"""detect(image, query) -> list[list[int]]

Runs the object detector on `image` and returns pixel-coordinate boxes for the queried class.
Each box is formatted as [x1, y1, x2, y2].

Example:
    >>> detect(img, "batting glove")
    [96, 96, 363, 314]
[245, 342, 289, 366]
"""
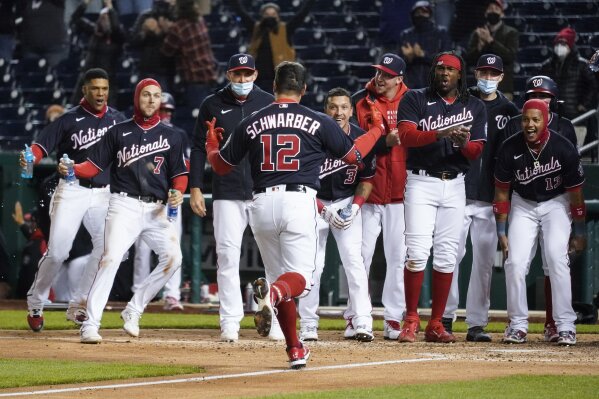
[366, 97, 384, 135]
[339, 204, 360, 230]
[205, 117, 224, 152]
[320, 206, 345, 229]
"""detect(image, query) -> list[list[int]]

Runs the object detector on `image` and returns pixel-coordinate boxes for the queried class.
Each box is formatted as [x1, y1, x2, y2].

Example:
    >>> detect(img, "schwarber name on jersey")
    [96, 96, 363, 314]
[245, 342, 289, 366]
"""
[317, 123, 376, 201]
[397, 88, 487, 173]
[34, 105, 126, 186]
[495, 131, 584, 202]
[88, 119, 188, 201]
[219, 101, 355, 190]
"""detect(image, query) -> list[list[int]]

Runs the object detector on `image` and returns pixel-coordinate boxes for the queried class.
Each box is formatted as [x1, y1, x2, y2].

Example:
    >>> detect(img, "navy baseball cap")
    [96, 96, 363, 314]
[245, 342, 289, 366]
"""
[227, 53, 256, 72]
[476, 54, 504, 72]
[372, 53, 405, 77]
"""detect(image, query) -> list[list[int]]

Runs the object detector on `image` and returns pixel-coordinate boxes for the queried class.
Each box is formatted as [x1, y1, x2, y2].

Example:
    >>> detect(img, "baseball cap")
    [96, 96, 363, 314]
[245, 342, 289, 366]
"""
[554, 27, 576, 49]
[411, 1, 432, 14]
[227, 53, 256, 72]
[372, 53, 405, 77]
[476, 54, 503, 72]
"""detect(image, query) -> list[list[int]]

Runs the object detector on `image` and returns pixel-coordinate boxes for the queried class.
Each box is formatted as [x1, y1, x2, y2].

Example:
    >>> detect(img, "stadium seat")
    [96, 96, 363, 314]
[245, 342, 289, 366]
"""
[312, 0, 343, 13]
[297, 45, 335, 62]
[294, 28, 325, 46]
[517, 46, 552, 64]
[574, 17, 599, 33]
[17, 73, 55, 90]
[557, 1, 598, 16]
[0, 87, 21, 104]
[511, 1, 555, 16]
[527, 16, 569, 33]
[0, 105, 26, 120]
[22, 89, 63, 106]
[326, 30, 367, 46]
[336, 46, 374, 63]
[14, 58, 49, 75]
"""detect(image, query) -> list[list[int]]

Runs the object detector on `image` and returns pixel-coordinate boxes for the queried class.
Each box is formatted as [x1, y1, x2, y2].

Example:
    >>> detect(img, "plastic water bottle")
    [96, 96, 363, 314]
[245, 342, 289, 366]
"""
[337, 203, 353, 220]
[167, 189, 178, 222]
[21, 144, 34, 179]
[62, 154, 75, 184]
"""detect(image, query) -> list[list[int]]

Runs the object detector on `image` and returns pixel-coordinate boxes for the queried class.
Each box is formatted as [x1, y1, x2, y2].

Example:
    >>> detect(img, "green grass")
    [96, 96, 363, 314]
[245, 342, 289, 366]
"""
[256, 375, 599, 399]
[0, 358, 202, 389]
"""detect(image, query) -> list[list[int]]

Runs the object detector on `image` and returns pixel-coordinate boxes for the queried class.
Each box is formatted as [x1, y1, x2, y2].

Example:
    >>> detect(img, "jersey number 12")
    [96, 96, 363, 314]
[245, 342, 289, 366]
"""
[260, 134, 300, 171]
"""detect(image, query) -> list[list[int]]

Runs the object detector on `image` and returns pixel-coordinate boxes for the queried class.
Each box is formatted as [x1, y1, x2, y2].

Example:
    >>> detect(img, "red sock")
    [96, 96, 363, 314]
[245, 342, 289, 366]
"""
[544, 276, 554, 325]
[271, 272, 306, 304]
[275, 298, 301, 348]
[404, 269, 424, 320]
[430, 270, 453, 324]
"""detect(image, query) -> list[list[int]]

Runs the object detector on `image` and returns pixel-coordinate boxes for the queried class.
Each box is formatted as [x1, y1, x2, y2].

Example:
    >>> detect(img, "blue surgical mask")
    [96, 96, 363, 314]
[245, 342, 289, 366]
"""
[477, 78, 499, 95]
[231, 82, 253, 97]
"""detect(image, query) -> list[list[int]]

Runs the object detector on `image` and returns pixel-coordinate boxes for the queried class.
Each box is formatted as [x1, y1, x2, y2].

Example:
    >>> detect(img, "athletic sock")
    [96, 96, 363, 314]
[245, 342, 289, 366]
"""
[544, 276, 555, 325]
[270, 272, 306, 304]
[430, 270, 454, 324]
[276, 298, 301, 348]
[404, 269, 424, 320]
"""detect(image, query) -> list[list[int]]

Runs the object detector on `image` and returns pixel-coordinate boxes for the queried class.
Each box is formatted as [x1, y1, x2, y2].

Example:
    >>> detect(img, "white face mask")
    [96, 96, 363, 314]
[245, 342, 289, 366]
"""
[554, 44, 570, 59]
[477, 78, 499, 95]
[231, 81, 253, 96]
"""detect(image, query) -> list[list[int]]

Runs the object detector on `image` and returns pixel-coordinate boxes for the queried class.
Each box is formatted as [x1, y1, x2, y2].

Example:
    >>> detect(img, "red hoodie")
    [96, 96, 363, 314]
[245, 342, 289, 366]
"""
[354, 79, 409, 204]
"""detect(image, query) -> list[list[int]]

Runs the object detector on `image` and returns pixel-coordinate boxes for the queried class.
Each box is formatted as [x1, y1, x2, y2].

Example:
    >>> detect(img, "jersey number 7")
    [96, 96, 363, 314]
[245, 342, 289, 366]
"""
[260, 134, 300, 171]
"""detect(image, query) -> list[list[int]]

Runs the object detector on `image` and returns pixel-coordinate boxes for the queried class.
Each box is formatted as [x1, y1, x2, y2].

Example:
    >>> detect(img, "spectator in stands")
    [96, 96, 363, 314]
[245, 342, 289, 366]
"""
[230, 0, 315, 91]
[161, 0, 217, 108]
[69, 0, 125, 107]
[45, 104, 65, 123]
[0, 0, 17, 61]
[465, 0, 518, 99]
[130, 0, 177, 93]
[399, 1, 452, 89]
[116, 0, 152, 16]
[449, 0, 487, 49]
[17, 0, 69, 67]
[380, 0, 418, 52]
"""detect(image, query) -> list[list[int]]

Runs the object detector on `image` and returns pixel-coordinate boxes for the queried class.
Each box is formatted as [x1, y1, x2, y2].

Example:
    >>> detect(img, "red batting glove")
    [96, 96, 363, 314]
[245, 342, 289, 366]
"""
[205, 117, 224, 153]
[365, 97, 384, 135]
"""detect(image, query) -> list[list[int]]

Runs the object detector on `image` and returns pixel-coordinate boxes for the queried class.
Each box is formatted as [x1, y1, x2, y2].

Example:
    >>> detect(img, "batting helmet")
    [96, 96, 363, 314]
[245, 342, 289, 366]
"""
[589, 49, 599, 73]
[161, 92, 175, 111]
[525, 75, 558, 98]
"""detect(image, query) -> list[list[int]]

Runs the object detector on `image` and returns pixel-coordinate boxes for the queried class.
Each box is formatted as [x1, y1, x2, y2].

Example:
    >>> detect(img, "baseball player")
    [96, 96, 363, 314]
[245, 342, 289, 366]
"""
[494, 99, 585, 346]
[189, 53, 281, 342]
[498, 75, 577, 343]
[298, 87, 377, 342]
[396, 51, 487, 343]
[205, 61, 384, 369]
[351, 53, 409, 340]
[59, 78, 188, 344]
[23, 68, 125, 332]
[443, 54, 519, 341]
[132, 92, 188, 311]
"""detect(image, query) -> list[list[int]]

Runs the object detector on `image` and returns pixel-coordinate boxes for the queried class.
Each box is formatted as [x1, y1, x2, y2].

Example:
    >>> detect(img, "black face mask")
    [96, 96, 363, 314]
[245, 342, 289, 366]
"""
[260, 16, 278, 30]
[486, 12, 501, 25]
[412, 15, 430, 30]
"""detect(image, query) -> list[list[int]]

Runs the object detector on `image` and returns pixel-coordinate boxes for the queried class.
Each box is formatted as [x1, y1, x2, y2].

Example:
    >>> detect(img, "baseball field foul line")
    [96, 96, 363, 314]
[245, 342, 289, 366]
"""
[0, 356, 447, 397]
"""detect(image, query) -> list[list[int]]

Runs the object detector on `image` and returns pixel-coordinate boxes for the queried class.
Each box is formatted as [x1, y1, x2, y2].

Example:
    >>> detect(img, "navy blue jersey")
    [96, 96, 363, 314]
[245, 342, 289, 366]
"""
[495, 131, 584, 202]
[88, 119, 188, 201]
[317, 123, 376, 201]
[34, 105, 126, 186]
[499, 112, 577, 148]
[219, 101, 355, 190]
[397, 88, 488, 173]
[466, 88, 519, 202]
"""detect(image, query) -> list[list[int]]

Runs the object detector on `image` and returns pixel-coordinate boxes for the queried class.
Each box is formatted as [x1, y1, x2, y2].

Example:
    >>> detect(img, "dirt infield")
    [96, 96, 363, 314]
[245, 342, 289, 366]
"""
[1, 328, 599, 398]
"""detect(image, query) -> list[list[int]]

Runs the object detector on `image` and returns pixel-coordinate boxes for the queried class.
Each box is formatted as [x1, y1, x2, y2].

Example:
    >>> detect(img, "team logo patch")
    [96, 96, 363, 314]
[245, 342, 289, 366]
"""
[239, 56, 248, 64]
[487, 56, 496, 64]
[532, 78, 543, 87]
[383, 57, 393, 64]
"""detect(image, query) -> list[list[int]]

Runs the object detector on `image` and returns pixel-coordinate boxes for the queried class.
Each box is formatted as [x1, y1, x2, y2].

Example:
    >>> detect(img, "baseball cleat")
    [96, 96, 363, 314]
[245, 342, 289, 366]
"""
[354, 325, 374, 342]
[442, 317, 453, 334]
[287, 344, 310, 369]
[544, 322, 559, 343]
[121, 308, 141, 338]
[252, 278, 274, 338]
[300, 325, 318, 342]
[383, 320, 401, 340]
[557, 331, 576, 346]
[344, 319, 356, 339]
[425, 320, 456, 343]
[503, 328, 527, 344]
[80, 326, 102, 344]
[27, 309, 44, 332]
[163, 296, 184, 311]
[399, 318, 420, 343]
[466, 326, 492, 342]
[220, 326, 239, 342]
[66, 304, 88, 325]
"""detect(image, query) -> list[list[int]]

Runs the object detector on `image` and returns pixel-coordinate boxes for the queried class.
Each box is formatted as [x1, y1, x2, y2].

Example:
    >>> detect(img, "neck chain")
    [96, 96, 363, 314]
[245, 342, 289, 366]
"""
[527, 140, 547, 169]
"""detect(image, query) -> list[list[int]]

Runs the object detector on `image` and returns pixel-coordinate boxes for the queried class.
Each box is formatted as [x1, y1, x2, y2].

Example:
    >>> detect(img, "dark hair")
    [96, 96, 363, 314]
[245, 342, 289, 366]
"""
[274, 61, 306, 94]
[82, 68, 109, 84]
[176, 0, 199, 21]
[428, 51, 469, 103]
[324, 87, 352, 108]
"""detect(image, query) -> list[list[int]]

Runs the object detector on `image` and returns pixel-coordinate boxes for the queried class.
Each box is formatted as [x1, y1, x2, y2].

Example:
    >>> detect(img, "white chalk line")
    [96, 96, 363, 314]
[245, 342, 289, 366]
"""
[0, 356, 447, 397]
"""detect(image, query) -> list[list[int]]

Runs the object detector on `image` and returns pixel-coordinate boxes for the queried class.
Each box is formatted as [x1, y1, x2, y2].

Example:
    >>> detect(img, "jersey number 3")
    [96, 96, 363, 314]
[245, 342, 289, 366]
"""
[260, 134, 300, 171]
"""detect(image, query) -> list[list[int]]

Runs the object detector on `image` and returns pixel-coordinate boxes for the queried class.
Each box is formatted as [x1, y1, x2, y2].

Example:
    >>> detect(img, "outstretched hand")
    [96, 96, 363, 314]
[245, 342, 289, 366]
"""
[205, 117, 225, 153]
[366, 97, 384, 133]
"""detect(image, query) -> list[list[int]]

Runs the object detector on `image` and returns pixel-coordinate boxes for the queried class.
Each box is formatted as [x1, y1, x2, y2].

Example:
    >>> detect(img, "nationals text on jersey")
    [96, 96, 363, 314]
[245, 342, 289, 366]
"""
[246, 112, 321, 139]
[319, 157, 351, 179]
[515, 156, 562, 185]
[117, 135, 171, 167]
[420, 108, 473, 131]
[71, 124, 114, 150]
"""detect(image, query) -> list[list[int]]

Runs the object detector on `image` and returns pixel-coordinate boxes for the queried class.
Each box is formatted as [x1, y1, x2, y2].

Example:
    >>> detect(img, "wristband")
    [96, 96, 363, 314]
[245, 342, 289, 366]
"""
[496, 220, 507, 236]
[492, 201, 510, 215]
[573, 220, 586, 237]
[570, 204, 586, 218]
[352, 195, 366, 208]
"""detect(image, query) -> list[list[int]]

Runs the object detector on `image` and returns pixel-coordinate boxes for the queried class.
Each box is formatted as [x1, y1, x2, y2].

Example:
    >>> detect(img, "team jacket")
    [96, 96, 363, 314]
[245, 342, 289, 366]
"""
[495, 130, 584, 202]
[466, 87, 519, 203]
[397, 88, 487, 173]
[34, 105, 126, 187]
[190, 84, 274, 200]
[352, 79, 409, 204]
[88, 119, 188, 202]
[317, 123, 376, 201]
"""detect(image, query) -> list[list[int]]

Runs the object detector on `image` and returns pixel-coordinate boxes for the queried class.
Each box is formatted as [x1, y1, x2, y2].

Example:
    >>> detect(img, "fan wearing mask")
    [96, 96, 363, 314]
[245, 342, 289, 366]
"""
[188, 54, 284, 343]
[465, 0, 518, 100]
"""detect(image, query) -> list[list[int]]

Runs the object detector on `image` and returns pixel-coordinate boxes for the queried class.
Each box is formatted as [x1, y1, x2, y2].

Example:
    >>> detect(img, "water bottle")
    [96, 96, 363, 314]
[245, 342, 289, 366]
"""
[337, 203, 353, 220]
[21, 144, 34, 179]
[62, 154, 75, 184]
[167, 189, 178, 222]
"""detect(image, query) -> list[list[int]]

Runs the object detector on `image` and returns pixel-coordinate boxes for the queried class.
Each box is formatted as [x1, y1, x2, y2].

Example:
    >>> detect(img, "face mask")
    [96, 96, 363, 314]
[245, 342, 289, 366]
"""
[412, 15, 430, 30]
[231, 81, 253, 97]
[554, 44, 570, 59]
[477, 78, 499, 94]
[486, 12, 501, 25]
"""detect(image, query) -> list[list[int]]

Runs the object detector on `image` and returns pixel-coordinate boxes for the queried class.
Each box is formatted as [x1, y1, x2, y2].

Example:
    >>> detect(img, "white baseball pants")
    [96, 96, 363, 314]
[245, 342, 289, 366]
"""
[298, 196, 373, 329]
[505, 193, 576, 333]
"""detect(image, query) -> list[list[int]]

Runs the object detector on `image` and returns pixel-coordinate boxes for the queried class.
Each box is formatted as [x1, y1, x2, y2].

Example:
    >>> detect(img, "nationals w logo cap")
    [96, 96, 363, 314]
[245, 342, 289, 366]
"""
[476, 53, 504, 72]
[228, 53, 256, 72]
[372, 53, 405, 76]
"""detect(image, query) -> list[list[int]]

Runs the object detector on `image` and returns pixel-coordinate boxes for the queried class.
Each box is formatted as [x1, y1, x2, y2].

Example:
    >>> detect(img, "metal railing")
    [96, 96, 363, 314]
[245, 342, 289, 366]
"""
[572, 108, 599, 159]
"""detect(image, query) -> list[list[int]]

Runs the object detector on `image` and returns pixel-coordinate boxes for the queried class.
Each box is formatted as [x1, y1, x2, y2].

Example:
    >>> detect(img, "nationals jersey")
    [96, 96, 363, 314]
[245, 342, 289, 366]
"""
[34, 105, 126, 186]
[219, 101, 355, 190]
[88, 119, 188, 201]
[495, 131, 584, 202]
[397, 88, 487, 173]
[317, 123, 376, 201]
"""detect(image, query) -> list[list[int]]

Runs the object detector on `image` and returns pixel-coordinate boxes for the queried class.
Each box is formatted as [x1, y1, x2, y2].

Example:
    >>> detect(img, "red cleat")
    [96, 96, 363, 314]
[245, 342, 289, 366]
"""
[27, 309, 44, 332]
[399, 318, 420, 343]
[287, 344, 310, 369]
[424, 320, 456, 343]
